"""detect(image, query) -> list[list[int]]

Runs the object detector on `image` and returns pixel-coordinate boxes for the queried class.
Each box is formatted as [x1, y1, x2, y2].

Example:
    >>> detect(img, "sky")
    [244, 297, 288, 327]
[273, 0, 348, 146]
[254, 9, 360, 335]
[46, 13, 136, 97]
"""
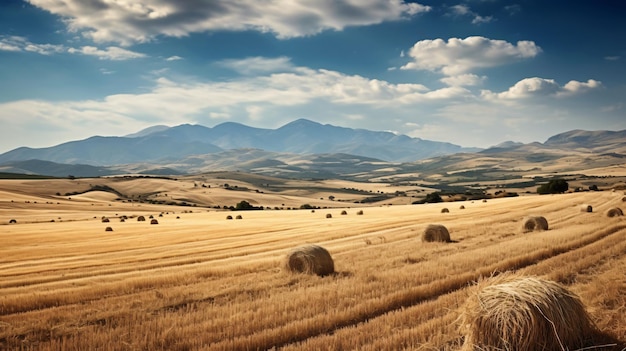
[0, 0, 625, 153]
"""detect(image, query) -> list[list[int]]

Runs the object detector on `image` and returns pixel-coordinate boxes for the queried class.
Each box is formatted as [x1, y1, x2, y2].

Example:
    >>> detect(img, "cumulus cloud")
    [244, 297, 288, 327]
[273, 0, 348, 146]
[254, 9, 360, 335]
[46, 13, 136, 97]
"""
[482, 77, 602, 100]
[0, 61, 466, 134]
[402, 36, 541, 76]
[67, 46, 146, 60]
[27, 0, 431, 45]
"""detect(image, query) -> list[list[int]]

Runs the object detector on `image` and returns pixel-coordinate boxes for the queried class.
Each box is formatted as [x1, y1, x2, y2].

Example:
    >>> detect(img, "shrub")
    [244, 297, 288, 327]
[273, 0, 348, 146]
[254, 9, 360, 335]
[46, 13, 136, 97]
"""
[537, 179, 569, 194]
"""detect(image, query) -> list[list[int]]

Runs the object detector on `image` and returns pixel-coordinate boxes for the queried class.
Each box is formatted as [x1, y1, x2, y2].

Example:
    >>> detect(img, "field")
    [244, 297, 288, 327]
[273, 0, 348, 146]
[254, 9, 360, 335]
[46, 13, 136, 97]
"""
[1, 176, 625, 350]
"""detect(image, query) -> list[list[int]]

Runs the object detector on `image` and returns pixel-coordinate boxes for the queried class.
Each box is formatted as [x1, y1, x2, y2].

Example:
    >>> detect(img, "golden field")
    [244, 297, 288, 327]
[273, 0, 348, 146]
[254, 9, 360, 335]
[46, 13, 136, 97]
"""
[1, 175, 625, 350]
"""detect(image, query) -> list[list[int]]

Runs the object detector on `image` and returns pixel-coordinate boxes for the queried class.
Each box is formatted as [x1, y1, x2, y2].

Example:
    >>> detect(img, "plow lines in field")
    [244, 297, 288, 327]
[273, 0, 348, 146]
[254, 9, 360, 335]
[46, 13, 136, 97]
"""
[1, 191, 625, 350]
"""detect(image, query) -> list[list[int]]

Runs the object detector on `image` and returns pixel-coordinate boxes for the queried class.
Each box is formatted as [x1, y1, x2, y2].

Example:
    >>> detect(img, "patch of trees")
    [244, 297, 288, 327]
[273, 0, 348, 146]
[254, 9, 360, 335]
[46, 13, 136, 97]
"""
[537, 179, 569, 194]
[233, 200, 263, 211]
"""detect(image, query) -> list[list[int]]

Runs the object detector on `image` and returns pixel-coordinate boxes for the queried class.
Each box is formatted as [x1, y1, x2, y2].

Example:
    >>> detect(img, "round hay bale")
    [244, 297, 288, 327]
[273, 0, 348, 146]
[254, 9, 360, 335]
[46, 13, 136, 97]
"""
[422, 224, 451, 243]
[101, 217, 110, 223]
[441, 208, 450, 213]
[580, 204, 593, 212]
[522, 216, 548, 233]
[226, 215, 233, 220]
[356, 210, 364, 215]
[606, 207, 623, 217]
[150, 219, 159, 225]
[622, 196, 626, 202]
[283, 245, 334, 276]
[105, 226, 113, 232]
[459, 205, 465, 209]
[460, 276, 597, 351]
[137, 216, 146, 222]
[235, 215, 243, 219]
[341, 210, 348, 215]
[9, 219, 17, 224]
[326, 213, 332, 219]
[120, 218, 126, 222]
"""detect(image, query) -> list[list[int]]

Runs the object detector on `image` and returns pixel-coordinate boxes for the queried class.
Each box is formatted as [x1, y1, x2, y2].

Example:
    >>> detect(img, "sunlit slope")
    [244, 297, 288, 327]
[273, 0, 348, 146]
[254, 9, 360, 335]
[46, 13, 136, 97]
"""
[0, 190, 624, 350]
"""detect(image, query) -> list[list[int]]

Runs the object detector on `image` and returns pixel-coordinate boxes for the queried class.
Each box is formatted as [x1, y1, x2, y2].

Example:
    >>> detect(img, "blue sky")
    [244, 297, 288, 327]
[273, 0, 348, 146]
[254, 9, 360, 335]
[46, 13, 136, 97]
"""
[1, 0, 625, 153]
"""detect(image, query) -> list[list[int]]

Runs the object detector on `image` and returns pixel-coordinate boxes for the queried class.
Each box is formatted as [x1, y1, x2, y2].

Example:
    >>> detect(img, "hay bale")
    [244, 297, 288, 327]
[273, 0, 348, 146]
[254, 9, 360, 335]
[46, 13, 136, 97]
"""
[460, 276, 598, 351]
[105, 226, 113, 232]
[326, 213, 332, 218]
[606, 207, 623, 217]
[422, 224, 451, 243]
[356, 210, 364, 215]
[150, 219, 159, 224]
[226, 215, 233, 220]
[441, 208, 450, 213]
[283, 245, 334, 276]
[580, 204, 593, 212]
[341, 210, 348, 215]
[522, 216, 548, 233]
[235, 215, 243, 219]
[459, 205, 465, 210]
[622, 196, 626, 202]
[102, 217, 110, 223]
[9, 219, 17, 224]
[137, 216, 146, 222]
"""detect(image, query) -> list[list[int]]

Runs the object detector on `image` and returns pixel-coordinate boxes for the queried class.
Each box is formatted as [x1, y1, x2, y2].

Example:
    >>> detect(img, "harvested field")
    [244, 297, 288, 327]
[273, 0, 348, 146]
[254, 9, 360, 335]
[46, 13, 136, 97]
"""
[1, 180, 625, 350]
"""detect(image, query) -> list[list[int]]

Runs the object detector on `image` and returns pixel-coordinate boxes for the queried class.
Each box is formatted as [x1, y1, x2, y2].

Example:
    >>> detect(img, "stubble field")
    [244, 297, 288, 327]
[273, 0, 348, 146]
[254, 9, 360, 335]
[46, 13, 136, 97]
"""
[0, 177, 625, 350]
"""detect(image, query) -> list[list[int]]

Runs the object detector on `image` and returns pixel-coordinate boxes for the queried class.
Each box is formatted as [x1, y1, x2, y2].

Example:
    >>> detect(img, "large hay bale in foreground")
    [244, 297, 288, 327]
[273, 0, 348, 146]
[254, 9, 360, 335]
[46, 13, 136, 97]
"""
[422, 224, 451, 243]
[283, 245, 334, 276]
[522, 216, 548, 233]
[460, 276, 597, 351]
[580, 204, 593, 212]
[606, 207, 623, 217]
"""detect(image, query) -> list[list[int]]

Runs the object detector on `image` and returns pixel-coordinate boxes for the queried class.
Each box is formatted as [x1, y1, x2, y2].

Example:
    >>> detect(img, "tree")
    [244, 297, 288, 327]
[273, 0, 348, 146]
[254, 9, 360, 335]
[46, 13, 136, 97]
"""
[424, 192, 443, 203]
[235, 200, 254, 210]
[537, 179, 568, 194]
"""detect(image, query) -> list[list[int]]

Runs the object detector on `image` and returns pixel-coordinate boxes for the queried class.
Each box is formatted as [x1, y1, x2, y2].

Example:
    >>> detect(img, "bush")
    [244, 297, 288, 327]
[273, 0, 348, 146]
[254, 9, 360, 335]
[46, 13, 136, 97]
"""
[537, 179, 568, 194]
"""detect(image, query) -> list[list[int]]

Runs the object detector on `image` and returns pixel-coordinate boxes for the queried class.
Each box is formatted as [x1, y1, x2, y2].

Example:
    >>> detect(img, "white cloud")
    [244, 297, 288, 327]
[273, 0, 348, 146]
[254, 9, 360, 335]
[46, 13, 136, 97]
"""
[0, 35, 145, 60]
[440, 74, 486, 87]
[482, 77, 602, 100]
[0, 35, 65, 54]
[218, 56, 294, 75]
[165, 55, 183, 61]
[27, 0, 431, 45]
[449, 5, 493, 24]
[402, 36, 541, 76]
[67, 46, 146, 60]
[604, 56, 620, 61]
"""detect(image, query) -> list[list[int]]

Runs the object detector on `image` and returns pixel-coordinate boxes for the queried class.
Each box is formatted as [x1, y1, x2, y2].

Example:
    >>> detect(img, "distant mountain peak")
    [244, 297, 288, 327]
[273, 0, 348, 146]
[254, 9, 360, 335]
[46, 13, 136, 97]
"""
[125, 125, 170, 138]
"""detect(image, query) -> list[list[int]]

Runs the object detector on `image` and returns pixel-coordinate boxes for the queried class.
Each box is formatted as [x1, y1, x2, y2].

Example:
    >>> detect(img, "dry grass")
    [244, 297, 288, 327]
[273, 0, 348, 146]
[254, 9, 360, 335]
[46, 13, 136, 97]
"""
[0, 178, 625, 351]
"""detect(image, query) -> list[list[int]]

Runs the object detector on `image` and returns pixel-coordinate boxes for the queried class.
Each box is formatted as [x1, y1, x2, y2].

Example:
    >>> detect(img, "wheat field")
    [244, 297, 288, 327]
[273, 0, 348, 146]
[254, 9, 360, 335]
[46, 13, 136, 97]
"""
[1, 178, 625, 350]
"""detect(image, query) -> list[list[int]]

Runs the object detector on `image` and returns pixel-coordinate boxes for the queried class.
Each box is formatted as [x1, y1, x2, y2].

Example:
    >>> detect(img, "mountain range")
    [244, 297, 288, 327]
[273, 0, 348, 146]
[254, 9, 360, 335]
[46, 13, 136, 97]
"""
[1, 119, 625, 180]
[0, 119, 476, 166]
